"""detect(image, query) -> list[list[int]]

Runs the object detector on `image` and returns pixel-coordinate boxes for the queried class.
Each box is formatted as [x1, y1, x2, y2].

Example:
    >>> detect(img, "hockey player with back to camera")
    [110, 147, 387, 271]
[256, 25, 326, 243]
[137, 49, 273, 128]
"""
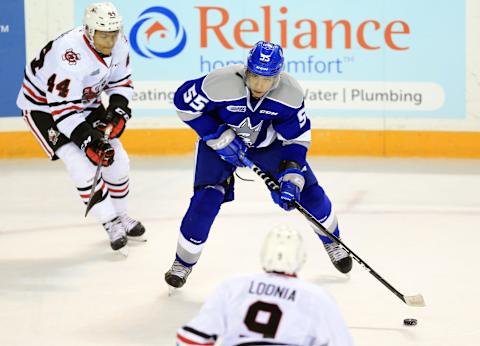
[165, 41, 352, 288]
[16, 2, 145, 253]
[176, 226, 354, 346]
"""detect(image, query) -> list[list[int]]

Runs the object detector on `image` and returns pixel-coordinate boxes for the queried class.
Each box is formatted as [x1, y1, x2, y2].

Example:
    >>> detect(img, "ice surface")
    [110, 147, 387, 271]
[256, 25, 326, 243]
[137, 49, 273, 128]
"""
[1, 156, 479, 345]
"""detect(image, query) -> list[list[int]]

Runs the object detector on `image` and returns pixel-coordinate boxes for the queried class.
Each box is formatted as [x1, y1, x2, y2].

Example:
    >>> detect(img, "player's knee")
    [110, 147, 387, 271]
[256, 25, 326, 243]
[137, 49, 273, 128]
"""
[300, 184, 332, 220]
[302, 184, 341, 238]
[180, 185, 225, 241]
[107, 139, 129, 174]
[190, 185, 225, 214]
[57, 143, 96, 183]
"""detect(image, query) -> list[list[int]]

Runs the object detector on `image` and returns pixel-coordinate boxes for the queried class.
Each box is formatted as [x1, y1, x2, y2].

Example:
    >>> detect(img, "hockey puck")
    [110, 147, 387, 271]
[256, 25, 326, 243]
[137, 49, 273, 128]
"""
[403, 318, 417, 326]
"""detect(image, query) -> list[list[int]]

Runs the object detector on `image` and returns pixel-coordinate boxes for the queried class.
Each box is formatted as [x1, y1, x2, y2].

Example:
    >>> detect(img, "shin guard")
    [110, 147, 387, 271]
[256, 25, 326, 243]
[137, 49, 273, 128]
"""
[300, 184, 340, 244]
[176, 186, 225, 265]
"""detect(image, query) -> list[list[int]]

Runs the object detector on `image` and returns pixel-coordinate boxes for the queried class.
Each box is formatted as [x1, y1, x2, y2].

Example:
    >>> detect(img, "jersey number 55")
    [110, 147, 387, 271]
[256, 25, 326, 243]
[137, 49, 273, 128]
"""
[183, 84, 209, 111]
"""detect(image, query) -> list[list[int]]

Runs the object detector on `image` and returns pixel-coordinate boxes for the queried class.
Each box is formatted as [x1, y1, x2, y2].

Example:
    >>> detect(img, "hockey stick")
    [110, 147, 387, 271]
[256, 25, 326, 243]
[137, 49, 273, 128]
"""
[85, 125, 112, 217]
[241, 156, 425, 307]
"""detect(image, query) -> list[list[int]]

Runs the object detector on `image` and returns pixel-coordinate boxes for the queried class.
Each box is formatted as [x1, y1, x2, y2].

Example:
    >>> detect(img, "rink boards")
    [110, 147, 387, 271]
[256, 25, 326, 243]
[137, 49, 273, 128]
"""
[2, 128, 480, 158]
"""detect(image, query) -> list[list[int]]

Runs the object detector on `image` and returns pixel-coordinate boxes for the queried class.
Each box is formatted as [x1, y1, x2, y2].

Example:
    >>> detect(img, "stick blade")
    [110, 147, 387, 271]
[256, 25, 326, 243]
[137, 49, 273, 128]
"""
[84, 203, 94, 217]
[84, 189, 103, 217]
[404, 294, 426, 307]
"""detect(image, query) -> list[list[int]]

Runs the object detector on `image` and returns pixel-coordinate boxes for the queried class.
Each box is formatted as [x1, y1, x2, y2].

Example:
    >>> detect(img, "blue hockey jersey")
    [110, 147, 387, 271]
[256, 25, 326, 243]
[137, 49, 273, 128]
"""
[173, 64, 311, 166]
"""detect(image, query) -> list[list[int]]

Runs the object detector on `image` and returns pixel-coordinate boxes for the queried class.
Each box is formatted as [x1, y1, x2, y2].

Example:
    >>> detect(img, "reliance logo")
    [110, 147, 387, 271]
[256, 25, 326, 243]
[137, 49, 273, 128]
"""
[195, 5, 410, 50]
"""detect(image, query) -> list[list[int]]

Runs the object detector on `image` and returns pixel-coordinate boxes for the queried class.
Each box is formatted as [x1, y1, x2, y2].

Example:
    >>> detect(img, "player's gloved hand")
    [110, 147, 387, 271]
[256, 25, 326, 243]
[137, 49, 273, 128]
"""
[204, 124, 248, 167]
[85, 137, 115, 167]
[97, 94, 132, 139]
[70, 122, 115, 167]
[271, 161, 305, 211]
[104, 104, 131, 139]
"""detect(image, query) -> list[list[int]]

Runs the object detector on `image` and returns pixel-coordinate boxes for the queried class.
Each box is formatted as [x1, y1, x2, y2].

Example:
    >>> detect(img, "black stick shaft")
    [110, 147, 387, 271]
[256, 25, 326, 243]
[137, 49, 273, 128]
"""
[244, 158, 409, 305]
[85, 125, 112, 217]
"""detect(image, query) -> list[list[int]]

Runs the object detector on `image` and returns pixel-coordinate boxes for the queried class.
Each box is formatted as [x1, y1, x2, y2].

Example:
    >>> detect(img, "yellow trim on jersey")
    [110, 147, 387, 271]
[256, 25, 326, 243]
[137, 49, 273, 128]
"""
[1, 129, 480, 158]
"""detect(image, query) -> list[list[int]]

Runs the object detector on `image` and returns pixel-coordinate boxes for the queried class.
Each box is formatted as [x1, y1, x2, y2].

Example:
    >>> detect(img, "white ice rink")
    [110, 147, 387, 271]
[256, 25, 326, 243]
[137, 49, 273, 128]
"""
[1, 156, 480, 346]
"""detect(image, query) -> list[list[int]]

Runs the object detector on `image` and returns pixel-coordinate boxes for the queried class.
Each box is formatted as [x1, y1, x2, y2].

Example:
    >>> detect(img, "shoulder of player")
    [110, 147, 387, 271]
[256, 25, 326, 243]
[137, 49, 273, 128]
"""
[173, 75, 207, 106]
[204, 273, 254, 299]
[112, 33, 130, 57]
[298, 280, 338, 306]
[201, 64, 246, 102]
[49, 27, 90, 73]
[267, 72, 304, 109]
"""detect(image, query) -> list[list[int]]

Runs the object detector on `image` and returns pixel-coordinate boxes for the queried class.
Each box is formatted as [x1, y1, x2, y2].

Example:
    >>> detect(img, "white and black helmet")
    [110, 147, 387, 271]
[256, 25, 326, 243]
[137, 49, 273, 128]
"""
[260, 225, 307, 275]
[83, 2, 123, 40]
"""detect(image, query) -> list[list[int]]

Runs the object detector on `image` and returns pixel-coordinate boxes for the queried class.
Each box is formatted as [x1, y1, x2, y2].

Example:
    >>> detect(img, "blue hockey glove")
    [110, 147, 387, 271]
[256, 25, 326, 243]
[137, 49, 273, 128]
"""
[204, 125, 248, 167]
[271, 161, 305, 211]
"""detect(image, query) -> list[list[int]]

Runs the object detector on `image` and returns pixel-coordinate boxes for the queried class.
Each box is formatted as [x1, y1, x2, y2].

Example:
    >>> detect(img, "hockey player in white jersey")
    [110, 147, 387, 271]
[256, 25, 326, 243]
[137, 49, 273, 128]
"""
[176, 226, 354, 346]
[16, 2, 145, 252]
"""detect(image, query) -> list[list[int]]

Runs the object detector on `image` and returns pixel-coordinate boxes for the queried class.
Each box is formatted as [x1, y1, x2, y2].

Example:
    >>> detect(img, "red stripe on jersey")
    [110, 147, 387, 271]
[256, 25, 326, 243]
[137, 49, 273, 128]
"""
[108, 184, 129, 193]
[51, 105, 83, 116]
[176, 333, 214, 346]
[106, 80, 133, 89]
[83, 34, 107, 67]
[23, 83, 47, 103]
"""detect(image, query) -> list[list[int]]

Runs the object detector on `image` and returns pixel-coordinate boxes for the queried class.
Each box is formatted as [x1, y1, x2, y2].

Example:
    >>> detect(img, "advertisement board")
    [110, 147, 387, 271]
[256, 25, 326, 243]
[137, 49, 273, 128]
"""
[0, 1, 26, 117]
[74, 0, 465, 119]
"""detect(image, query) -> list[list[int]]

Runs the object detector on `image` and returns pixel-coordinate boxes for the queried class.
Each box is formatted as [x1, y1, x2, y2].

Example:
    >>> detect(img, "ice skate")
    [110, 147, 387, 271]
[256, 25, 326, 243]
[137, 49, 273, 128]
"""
[165, 260, 192, 289]
[120, 214, 146, 242]
[103, 217, 128, 256]
[323, 241, 352, 274]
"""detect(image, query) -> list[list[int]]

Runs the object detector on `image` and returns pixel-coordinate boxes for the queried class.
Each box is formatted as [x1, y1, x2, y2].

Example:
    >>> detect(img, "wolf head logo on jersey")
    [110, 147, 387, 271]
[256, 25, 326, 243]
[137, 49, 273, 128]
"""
[62, 49, 81, 65]
[129, 6, 187, 59]
[230, 118, 263, 147]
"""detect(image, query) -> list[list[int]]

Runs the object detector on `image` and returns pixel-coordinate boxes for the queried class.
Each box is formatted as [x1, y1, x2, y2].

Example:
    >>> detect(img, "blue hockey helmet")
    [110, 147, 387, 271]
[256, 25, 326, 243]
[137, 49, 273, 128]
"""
[247, 41, 284, 77]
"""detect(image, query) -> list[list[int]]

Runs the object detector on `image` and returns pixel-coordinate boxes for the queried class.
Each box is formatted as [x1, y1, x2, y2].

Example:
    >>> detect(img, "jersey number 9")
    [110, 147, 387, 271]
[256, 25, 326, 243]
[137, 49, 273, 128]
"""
[244, 301, 283, 338]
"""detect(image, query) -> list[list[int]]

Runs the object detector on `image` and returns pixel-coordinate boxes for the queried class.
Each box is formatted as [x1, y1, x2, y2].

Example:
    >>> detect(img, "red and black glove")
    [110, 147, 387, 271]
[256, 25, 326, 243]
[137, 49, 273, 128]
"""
[85, 137, 114, 166]
[105, 95, 131, 139]
[71, 122, 115, 167]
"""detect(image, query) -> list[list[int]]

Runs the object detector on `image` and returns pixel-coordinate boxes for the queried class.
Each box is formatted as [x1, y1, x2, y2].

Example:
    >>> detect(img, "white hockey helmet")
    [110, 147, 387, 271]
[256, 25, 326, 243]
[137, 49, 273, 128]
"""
[83, 2, 123, 40]
[260, 225, 307, 275]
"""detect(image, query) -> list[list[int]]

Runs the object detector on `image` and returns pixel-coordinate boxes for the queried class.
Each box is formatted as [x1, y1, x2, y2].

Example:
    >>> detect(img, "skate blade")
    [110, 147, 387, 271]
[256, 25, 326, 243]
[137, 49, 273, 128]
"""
[127, 235, 147, 242]
[115, 246, 129, 257]
[167, 285, 181, 296]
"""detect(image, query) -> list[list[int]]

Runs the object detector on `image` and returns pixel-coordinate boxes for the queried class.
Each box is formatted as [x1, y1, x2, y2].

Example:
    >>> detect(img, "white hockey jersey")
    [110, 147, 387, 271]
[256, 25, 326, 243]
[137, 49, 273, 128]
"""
[177, 272, 354, 346]
[16, 26, 133, 138]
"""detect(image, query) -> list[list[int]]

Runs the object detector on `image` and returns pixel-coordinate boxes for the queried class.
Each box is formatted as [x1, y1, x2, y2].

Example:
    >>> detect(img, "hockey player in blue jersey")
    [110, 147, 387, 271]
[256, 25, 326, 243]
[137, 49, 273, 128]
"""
[165, 41, 352, 288]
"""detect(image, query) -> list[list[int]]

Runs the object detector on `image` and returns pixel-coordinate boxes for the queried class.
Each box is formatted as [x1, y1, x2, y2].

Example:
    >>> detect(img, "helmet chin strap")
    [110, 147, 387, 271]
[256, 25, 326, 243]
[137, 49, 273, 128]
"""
[270, 74, 281, 90]
[84, 27, 99, 51]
